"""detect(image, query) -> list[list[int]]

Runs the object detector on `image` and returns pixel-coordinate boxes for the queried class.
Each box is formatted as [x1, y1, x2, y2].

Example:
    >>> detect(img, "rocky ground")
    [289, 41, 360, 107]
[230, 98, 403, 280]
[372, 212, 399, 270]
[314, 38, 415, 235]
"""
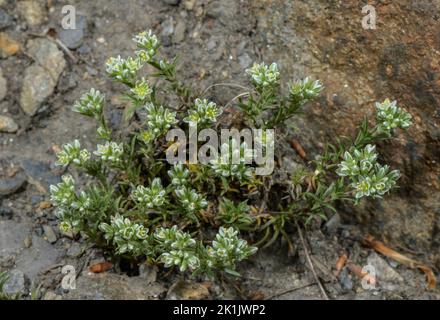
[0, 0, 439, 300]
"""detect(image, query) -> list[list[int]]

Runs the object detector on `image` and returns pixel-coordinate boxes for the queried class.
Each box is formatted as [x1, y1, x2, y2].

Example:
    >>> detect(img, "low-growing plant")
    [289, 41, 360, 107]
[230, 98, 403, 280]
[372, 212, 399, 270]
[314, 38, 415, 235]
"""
[0, 271, 19, 300]
[50, 30, 412, 277]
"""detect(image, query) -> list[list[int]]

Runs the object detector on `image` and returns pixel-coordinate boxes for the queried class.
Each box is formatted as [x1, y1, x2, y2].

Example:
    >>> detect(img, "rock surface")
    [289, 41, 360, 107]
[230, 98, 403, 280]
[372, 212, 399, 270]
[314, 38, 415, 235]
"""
[19, 158, 60, 191]
[19, 39, 66, 115]
[42, 225, 57, 244]
[0, 69, 6, 101]
[0, 115, 18, 133]
[0, 9, 12, 30]
[0, 174, 26, 196]
[26, 39, 66, 81]
[367, 252, 404, 290]
[59, 15, 87, 49]
[17, 0, 47, 27]
[19, 65, 55, 116]
[3, 269, 27, 296]
[0, 32, 19, 58]
[64, 272, 166, 300]
[166, 281, 210, 300]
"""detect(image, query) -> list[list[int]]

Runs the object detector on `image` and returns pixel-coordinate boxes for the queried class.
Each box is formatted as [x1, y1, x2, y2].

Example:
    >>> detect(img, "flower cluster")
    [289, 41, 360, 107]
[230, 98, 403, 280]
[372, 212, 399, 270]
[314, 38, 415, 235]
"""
[50, 175, 76, 207]
[155, 226, 200, 272]
[106, 56, 142, 84]
[50, 176, 86, 234]
[59, 220, 74, 234]
[336, 144, 400, 199]
[130, 78, 152, 101]
[133, 30, 159, 62]
[94, 141, 124, 166]
[184, 98, 222, 127]
[246, 62, 280, 88]
[351, 164, 400, 199]
[50, 176, 95, 232]
[336, 144, 377, 177]
[56, 140, 91, 167]
[142, 103, 178, 142]
[168, 163, 190, 187]
[375, 99, 412, 132]
[72, 88, 104, 117]
[131, 178, 167, 210]
[206, 227, 258, 270]
[210, 140, 253, 182]
[155, 226, 257, 274]
[100, 214, 150, 256]
[289, 77, 324, 103]
[175, 186, 208, 214]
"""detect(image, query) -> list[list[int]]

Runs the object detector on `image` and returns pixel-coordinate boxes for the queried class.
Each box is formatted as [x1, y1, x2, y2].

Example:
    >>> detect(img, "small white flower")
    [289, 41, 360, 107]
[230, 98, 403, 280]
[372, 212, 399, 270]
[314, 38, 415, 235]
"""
[144, 103, 177, 139]
[131, 178, 167, 209]
[210, 140, 253, 181]
[130, 78, 152, 100]
[289, 77, 324, 102]
[246, 62, 280, 87]
[175, 186, 208, 213]
[207, 227, 257, 268]
[72, 88, 104, 117]
[56, 140, 90, 167]
[133, 30, 159, 62]
[375, 99, 412, 131]
[184, 98, 222, 126]
[50, 175, 76, 207]
[106, 56, 142, 83]
[168, 163, 190, 186]
[94, 141, 124, 166]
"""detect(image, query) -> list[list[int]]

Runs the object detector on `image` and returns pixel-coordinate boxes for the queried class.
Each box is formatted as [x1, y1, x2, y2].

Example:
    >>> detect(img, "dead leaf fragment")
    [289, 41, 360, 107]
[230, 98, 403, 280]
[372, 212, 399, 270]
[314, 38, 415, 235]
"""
[347, 262, 377, 286]
[39, 201, 51, 209]
[248, 290, 265, 300]
[89, 261, 113, 273]
[334, 252, 348, 277]
[290, 139, 307, 159]
[0, 33, 20, 57]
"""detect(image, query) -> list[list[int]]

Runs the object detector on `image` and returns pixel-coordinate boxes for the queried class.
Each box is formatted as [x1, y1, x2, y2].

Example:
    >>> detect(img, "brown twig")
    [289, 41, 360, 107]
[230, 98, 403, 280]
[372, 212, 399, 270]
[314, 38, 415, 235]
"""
[295, 220, 330, 300]
[265, 282, 317, 300]
[53, 38, 78, 63]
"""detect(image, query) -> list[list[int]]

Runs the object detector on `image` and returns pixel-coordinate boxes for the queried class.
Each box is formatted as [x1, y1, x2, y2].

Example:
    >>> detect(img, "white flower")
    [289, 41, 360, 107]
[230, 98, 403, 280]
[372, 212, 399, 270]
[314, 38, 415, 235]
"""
[72, 88, 104, 117]
[289, 77, 324, 102]
[168, 163, 190, 186]
[210, 140, 253, 181]
[144, 103, 177, 138]
[106, 56, 142, 83]
[130, 78, 152, 100]
[375, 99, 412, 131]
[175, 186, 208, 213]
[133, 30, 159, 62]
[246, 62, 280, 87]
[50, 175, 76, 207]
[207, 227, 257, 268]
[94, 141, 124, 166]
[337, 145, 400, 199]
[131, 178, 167, 209]
[184, 98, 222, 126]
[56, 140, 90, 167]
[99, 214, 150, 256]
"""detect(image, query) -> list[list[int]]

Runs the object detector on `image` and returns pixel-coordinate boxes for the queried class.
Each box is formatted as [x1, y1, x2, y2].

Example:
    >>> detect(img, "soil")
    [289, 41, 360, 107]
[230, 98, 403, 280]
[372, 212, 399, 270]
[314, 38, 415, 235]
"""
[0, 0, 439, 300]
